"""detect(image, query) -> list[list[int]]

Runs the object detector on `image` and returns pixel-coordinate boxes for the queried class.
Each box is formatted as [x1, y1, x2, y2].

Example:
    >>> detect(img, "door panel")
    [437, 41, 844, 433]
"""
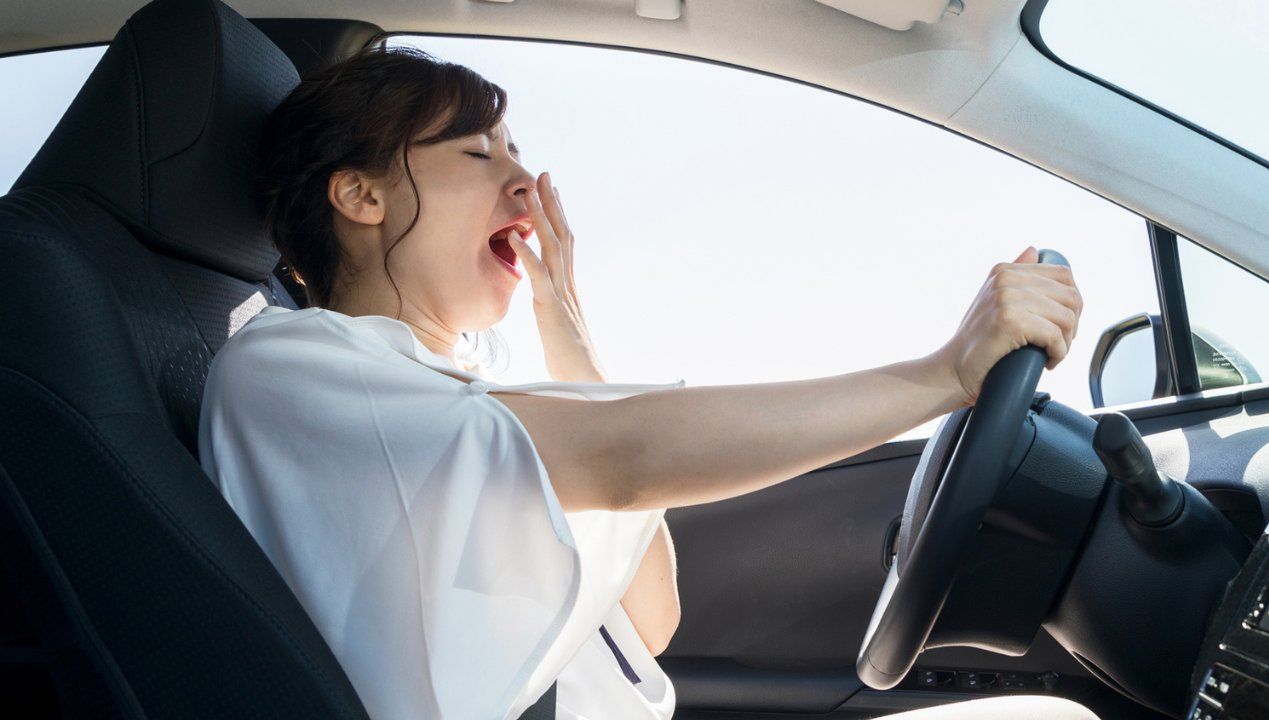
[661, 439, 1107, 718]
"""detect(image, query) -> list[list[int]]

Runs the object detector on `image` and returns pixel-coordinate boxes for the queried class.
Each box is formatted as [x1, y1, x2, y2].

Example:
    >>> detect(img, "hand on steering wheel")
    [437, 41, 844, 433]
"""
[857, 248, 1079, 690]
[933, 246, 1083, 408]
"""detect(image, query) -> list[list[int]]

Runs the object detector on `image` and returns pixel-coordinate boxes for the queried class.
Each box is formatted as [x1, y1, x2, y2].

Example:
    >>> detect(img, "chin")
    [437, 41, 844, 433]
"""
[467, 302, 510, 333]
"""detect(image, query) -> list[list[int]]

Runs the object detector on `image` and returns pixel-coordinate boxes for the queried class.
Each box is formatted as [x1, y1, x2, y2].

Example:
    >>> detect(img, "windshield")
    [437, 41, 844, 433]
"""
[1037, 0, 1269, 164]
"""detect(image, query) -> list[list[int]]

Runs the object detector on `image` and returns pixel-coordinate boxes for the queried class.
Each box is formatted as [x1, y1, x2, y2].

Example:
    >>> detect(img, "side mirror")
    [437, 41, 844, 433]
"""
[1089, 313, 1172, 408]
[1090, 314, 1262, 408]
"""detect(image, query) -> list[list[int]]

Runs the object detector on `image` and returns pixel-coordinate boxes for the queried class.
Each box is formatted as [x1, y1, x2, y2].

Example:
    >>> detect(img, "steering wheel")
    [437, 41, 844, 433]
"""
[855, 249, 1070, 690]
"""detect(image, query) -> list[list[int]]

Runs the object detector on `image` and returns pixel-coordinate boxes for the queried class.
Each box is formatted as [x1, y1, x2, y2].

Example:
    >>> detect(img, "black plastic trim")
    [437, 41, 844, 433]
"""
[837, 689, 990, 715]
[658, 657, 860, 713]
[1021, 0, 1269, 173]
[1150, 223, 1201, 395]
[1098, 381, 1269, 422]
[0, 41, 109, 62]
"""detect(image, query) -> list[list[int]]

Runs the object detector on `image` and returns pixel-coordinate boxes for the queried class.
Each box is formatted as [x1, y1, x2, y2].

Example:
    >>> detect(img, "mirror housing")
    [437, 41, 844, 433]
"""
[1090, 314, 1262, 407]
[1089, 313, 1172, 408]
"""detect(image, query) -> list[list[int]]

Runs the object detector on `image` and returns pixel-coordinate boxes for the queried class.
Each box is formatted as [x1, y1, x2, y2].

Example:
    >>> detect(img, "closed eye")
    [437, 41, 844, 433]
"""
[465, 151, 492, 160]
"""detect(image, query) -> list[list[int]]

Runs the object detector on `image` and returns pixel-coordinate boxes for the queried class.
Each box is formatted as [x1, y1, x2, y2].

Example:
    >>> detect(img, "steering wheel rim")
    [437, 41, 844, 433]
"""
[855, 249, 1070, 690]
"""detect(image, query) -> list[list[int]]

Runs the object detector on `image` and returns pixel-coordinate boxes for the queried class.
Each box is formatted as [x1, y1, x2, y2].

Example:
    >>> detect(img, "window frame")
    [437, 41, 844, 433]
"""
[0, 41, 108, 63]
[1020, 0, 1269, 173]
[1148, 223, 1201, 396]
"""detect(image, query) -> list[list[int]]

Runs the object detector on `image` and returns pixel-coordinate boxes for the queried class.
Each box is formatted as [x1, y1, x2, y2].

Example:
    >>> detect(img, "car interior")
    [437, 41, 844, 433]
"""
[2, 0, 1269, 718]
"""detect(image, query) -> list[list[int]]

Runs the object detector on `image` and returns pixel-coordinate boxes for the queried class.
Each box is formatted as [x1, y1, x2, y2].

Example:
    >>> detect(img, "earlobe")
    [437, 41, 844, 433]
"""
[328, 169, 385, 226]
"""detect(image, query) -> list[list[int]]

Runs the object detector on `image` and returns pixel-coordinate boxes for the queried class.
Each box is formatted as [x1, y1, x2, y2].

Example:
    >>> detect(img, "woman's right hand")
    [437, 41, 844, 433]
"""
[931, 246, 1084, 409]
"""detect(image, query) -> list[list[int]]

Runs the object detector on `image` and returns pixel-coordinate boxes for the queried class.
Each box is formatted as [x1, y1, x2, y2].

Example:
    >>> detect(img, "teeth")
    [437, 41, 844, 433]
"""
[490, 223, 530, 242]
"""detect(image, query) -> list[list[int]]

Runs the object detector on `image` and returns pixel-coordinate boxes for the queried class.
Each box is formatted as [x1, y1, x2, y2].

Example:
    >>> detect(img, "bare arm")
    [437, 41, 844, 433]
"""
[491, 353, 960, 512]
[490, 248, 1083, 514]
[620, 518, 680, 656]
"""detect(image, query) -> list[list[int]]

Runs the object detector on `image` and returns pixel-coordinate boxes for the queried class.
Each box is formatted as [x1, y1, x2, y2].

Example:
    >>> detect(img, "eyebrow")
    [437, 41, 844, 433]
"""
[486, 130, 521, 159]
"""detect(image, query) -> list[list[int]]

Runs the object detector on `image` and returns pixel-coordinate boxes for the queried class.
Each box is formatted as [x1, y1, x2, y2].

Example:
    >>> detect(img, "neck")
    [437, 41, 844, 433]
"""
[328, 283, 461, 369]
[324, 226, 467, 369]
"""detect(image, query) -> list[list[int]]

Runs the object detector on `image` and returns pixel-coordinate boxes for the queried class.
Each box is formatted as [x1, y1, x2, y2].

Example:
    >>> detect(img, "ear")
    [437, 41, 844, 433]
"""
[328, 169, 386, 226]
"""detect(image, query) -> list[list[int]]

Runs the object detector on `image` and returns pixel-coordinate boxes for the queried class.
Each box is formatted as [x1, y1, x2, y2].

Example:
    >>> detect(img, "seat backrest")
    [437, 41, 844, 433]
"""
[0, 0, 371, 716]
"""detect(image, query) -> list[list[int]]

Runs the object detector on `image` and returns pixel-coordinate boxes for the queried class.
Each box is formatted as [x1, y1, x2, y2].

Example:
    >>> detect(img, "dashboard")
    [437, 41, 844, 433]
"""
[1190, 529, 1269, 720]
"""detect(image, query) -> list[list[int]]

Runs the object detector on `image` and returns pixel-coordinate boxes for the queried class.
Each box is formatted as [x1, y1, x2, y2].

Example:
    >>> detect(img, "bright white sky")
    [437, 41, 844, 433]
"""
[6, 14, 1265, 440]
[389, 35, 1157, 439]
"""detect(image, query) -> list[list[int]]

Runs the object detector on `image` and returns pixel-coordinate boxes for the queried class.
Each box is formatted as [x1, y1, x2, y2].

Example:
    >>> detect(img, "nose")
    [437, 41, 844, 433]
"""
[507, 165, 536, 203]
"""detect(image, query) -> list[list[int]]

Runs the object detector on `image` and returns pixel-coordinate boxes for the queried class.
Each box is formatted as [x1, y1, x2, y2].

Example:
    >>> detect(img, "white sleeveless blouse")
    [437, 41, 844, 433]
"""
[197, 306, 683, 719]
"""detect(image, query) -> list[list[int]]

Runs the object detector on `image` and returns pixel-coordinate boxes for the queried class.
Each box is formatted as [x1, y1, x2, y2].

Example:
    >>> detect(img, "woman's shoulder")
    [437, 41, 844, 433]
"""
[216, 306, 404, 363]
[206, 306, 424, 396]
[226, 305, 349, 346]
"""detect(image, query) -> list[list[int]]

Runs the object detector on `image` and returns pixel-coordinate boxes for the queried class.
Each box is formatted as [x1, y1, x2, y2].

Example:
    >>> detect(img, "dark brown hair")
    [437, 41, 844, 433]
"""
[259, 44, 508, 318]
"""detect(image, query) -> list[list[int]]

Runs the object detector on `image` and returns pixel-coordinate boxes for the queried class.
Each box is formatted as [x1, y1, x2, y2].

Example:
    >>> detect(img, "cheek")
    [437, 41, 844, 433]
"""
[385, 168, 503, 290]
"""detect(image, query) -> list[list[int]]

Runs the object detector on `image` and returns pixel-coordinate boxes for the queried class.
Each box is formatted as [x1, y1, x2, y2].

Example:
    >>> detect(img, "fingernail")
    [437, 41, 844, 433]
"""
[544, 171, 552, 184]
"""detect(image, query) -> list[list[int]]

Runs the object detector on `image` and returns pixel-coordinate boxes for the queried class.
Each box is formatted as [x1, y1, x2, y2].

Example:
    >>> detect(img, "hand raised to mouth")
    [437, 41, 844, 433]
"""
[508, 171, 608, 383]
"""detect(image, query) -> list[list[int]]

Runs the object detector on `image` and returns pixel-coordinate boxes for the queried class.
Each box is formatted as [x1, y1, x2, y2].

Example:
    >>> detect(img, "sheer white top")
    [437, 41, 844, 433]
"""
[198, 305, 683, 719]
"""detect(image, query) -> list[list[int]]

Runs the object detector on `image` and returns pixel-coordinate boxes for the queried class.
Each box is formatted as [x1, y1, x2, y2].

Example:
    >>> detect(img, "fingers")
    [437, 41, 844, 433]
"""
[989, 258, 1078, 289]
[991, 270, 1082, 339]
[549, 182, 578, 295]
[987, 248, 1083, 370]
[994, 286, 1076, 365]
[525, 176, 570, 294]
[1014, 311, 1070, 371]
[551, 185, 585, 319]
[540, 174, 572, 251]
[988, 256, 1082, 335]
[507, 229, 557, 301]
[1033, 271, 1082, 340]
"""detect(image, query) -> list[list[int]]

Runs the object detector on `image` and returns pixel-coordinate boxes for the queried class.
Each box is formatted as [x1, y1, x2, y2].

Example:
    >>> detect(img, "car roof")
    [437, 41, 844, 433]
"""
[4, 0, 1268, 280]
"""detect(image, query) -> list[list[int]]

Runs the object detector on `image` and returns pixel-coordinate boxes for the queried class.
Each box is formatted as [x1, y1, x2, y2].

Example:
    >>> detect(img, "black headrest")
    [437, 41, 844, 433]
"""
[13, 0, 299, 282]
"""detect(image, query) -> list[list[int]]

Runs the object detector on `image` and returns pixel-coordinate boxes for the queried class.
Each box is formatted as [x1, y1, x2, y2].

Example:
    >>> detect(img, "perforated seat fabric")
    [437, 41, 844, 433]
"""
[0, 0, 371, 717]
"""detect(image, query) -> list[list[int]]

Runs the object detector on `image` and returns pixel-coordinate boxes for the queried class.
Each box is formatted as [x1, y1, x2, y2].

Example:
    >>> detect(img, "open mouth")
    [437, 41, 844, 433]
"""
[487, 225, 525, 277]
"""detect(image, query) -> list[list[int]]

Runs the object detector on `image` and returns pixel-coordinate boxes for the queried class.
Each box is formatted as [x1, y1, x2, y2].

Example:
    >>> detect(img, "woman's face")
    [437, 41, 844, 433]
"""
[378, 119, 536, 333]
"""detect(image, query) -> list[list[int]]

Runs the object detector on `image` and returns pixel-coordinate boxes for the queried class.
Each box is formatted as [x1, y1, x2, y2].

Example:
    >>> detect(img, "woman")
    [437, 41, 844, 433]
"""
[198, 46, 1093, 720]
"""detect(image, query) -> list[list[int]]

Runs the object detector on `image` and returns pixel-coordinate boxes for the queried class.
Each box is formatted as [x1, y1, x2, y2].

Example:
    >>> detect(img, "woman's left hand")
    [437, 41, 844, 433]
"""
[508, 172, 608, 383]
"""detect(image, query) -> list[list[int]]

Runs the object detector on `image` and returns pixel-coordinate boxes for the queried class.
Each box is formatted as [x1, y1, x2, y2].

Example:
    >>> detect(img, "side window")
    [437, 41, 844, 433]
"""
[1, 46, 106, 192]
[1179, 237, 1269, 390]
[389, 35, 1160, 437]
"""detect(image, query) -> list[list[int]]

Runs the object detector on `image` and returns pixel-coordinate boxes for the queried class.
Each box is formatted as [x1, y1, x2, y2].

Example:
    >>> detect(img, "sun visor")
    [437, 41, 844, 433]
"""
[813, 0, 964, 31]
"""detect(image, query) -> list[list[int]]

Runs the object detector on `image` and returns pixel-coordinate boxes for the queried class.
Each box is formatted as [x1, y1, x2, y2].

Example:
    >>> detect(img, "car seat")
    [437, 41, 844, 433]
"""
[0, 0, 372, 716]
